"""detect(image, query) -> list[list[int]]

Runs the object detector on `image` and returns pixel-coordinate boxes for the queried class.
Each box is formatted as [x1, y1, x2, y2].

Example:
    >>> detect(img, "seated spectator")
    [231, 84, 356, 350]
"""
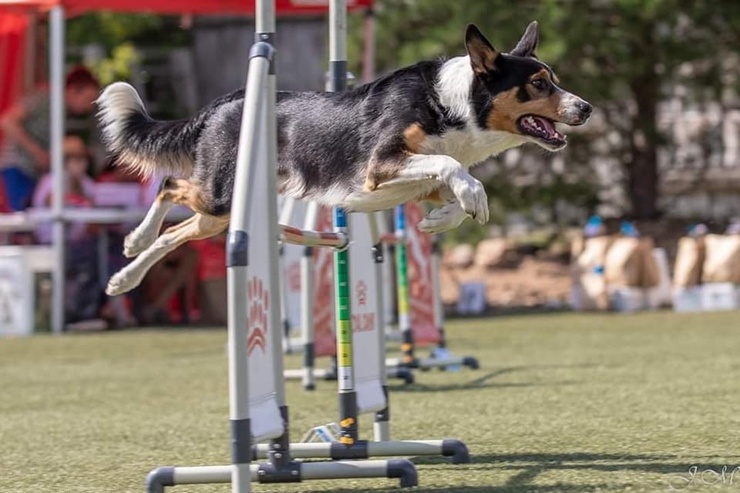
[33, 135, 102, 323]
[0, 65, 101, 210]
[32, 135, 96, 242]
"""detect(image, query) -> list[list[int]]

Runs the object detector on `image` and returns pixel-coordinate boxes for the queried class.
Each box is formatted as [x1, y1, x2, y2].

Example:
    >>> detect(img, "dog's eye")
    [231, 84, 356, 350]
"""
[531, 78, 548, 90]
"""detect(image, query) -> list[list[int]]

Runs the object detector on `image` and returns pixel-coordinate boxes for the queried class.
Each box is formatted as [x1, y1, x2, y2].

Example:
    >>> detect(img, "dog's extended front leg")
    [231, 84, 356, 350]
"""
[379, 154, 489, 224]
[417, 187, 469, 233]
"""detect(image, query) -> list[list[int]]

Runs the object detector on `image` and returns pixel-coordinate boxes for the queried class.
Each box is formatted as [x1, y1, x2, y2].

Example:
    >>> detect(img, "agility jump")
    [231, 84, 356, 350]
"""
[146, 11, 417, 493]
[387, 203, 480, 371]
[280, 200, 414, 387]
[92, 0, 593, 486]
[280, 200, 478, 385]
[143, 0, 468, 491]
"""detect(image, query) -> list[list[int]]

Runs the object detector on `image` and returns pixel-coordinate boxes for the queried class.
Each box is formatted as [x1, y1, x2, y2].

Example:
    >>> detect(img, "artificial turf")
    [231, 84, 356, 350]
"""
[1, 310, 740, 492]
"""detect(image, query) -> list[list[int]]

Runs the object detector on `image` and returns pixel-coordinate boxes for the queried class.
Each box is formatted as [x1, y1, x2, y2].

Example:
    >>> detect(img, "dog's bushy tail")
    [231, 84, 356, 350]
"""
[96, 82, 197, 178]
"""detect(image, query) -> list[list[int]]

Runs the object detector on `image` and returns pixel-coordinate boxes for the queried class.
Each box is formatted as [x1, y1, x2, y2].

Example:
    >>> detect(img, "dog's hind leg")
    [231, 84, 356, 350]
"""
[123, 179, 175, 258]
[123, 177, 211, 258]
[107, 213, 229, 296]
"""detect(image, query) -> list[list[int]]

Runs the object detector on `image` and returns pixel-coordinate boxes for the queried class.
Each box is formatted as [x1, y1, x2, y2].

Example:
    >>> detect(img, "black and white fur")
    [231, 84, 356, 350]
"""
[97, 22, 592, 296]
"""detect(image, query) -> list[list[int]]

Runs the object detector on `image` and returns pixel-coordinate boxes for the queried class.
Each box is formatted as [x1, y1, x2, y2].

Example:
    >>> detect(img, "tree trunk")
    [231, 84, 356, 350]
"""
[626, 39, 661, 220]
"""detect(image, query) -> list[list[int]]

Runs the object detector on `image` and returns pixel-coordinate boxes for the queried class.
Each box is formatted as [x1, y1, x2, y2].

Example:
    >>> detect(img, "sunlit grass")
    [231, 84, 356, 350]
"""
[2, 310, 740, 492]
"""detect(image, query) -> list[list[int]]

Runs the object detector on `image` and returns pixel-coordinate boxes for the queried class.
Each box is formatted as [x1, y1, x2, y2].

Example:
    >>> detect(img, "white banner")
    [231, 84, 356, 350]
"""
[349, 213, 386, 414]
[279, 198, 307, 333]
[246, 134, 283, 443]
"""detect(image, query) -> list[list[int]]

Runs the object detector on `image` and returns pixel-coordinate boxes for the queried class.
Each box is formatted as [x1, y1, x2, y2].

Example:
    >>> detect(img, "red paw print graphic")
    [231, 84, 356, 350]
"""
[356, 280, 368, 306]
[247, 277, 269, 355]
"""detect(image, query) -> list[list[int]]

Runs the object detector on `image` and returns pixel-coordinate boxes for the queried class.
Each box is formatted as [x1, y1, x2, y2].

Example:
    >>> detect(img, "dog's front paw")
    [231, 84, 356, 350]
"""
[418, 203, 468, 233]
[449, 173, 489, 225]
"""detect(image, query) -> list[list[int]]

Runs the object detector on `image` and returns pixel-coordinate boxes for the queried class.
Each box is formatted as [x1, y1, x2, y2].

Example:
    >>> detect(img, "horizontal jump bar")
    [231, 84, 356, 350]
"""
[279, 224, 348, 249]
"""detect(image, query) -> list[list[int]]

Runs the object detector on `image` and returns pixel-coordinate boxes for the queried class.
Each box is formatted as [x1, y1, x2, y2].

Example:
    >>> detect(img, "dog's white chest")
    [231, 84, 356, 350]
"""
[418, 128, 525, 167]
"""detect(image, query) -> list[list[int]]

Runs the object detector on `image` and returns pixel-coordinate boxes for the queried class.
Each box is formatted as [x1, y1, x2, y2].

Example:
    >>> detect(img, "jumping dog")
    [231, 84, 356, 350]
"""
[96, 22, 592, 296]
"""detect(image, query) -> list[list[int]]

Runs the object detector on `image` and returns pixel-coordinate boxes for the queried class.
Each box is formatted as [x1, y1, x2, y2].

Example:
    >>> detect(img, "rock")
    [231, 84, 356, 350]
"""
[474, 238, 510, 269]
[446, 244, 475, 269]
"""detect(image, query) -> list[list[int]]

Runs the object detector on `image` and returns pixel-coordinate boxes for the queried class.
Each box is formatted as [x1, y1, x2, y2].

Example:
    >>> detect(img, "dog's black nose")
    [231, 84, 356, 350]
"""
[577, 101, 593, 117]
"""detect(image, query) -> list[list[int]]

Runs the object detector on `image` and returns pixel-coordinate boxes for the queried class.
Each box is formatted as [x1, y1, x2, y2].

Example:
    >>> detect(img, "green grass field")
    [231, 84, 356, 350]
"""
[2, 311, 740, 493]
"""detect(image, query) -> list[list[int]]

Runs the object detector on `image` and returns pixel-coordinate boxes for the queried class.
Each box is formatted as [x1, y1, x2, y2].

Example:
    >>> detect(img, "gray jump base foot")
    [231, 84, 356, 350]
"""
[252, 438, 470, 464]
[146, 459, 418, 492]
[387, 355, 480, 371]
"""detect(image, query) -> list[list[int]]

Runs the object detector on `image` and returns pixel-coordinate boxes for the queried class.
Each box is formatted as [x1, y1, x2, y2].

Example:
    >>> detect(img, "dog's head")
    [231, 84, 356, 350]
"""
[465, 22, 591, 151]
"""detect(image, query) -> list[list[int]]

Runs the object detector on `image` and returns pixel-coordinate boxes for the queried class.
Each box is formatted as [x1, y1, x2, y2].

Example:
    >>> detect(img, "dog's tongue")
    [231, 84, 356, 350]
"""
[521, 115, 564, 141]
[532, 116, 554, 134]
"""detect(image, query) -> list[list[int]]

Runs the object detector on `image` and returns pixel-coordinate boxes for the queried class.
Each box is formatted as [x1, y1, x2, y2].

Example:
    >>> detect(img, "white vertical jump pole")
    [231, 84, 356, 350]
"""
[328, 0, 360, 447]
[299, 201, 319, 388]
[370, 212, 391, 442]
[226, 41, 274, 493]
[49, 5, 66, 334]
[278, 197, 295, 353]
[254, 0, 299, 474]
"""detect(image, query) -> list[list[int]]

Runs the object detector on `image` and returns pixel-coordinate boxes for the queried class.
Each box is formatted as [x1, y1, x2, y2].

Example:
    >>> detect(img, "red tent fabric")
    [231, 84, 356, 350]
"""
[0, 11, 27, 149]
[0, 0, 372, 15]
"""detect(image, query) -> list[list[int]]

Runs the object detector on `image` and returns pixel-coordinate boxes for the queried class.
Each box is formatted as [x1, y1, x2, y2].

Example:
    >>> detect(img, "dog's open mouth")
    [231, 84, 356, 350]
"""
[517, 115, 566, 148]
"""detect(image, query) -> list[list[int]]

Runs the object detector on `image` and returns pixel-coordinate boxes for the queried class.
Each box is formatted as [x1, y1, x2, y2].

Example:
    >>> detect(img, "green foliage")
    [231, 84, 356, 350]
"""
[67, 13, 167, 52]
[90, 42, 141, 85]
[67, 13, 192, 85]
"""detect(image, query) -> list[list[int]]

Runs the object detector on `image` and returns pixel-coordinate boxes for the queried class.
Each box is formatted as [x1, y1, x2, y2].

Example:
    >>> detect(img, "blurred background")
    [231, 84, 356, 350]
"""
[9, 1, 740, 222]
[1, 0, 739, 330]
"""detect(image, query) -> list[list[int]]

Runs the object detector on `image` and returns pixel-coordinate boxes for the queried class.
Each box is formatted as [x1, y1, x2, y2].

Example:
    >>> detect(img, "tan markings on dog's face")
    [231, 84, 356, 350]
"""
[486, 75, 565, 134]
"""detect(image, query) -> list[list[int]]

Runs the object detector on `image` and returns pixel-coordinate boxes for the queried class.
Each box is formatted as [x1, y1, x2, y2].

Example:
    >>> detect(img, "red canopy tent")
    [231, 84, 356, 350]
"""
[0, 11, 30, 146]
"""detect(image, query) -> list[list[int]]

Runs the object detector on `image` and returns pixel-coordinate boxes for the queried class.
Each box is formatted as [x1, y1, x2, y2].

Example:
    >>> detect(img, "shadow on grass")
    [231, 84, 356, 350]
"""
[411, 451, 673, 466]
[296, 483, 636, 493]
[389, 365, 589, 393]
[411, 451, 733, 489]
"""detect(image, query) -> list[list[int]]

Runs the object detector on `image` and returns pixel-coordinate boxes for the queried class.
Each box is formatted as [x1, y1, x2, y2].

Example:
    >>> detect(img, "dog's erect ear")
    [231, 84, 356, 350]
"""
[465, 24, 500, 74]
[510, 21, 539, 58]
